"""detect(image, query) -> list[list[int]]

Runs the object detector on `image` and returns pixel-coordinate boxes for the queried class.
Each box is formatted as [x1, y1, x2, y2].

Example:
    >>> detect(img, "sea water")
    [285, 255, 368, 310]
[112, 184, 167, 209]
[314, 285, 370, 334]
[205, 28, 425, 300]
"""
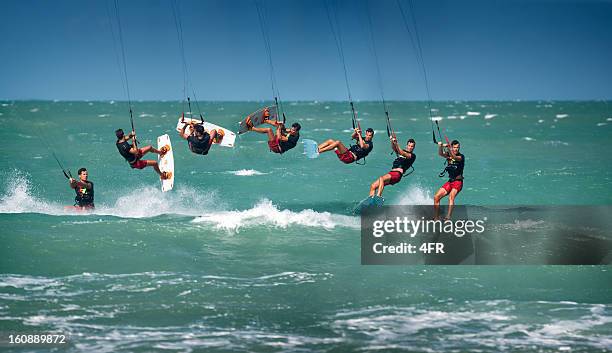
[1, 100, 611, 352]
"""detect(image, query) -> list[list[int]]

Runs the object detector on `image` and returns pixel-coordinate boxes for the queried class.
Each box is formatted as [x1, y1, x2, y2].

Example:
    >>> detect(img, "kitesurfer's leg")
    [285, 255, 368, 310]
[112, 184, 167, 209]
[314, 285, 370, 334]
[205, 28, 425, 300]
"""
[143, 160, 171, 180]
[275, 124, 285, 140]
[141, 160, 162, 175]
[433, 187, 448, 220]
[319, 140, 347, 154]
[139, 145, 165, 156]
[263, 119, 281, 127]
[376, 174, 393, 197]
[369, 177, 381, 197]
[335, 142, 349, 154]
[317, 139, 336, 153]
[446, 188, 460, 220]
[251, 126, 275, 141]
[208, 130, 217, 148]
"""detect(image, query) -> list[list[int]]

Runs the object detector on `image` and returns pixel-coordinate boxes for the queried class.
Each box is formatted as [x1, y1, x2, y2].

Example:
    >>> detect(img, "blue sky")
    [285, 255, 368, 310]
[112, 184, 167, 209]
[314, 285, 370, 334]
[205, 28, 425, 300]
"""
[1, 0, 611, 101]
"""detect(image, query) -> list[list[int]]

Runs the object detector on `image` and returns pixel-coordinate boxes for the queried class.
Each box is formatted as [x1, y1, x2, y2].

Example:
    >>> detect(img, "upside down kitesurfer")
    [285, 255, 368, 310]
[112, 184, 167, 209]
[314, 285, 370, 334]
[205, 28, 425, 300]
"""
[246, 108, 301, 154]
[69, 167, 94, 209]
[317, 127, 374, 164]
[434, 139, 464, 220]
[179, 121, 217, 155]
[369, 138, 416, 198]
[115, 128, 171, 179]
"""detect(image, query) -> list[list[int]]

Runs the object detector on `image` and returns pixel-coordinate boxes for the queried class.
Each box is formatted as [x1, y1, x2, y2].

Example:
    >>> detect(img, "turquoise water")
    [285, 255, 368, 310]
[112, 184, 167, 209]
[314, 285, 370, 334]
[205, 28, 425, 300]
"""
[1, 100, 611, 352]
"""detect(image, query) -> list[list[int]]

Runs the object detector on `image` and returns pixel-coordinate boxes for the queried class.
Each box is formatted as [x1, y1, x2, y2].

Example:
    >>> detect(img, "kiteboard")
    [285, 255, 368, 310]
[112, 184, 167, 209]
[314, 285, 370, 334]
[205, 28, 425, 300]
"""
[176, 117, 236, 148]
[353, 195, 384, 215]
[238, 105, 278, 134]
[157, 134, 174, 192]
[303, 139, 320, 159]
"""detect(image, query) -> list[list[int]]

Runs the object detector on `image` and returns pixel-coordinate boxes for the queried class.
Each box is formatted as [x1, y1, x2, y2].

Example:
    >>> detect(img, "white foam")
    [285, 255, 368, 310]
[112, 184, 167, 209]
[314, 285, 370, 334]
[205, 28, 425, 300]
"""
[431, 116, 443, 122]
[467, 111, 480, 116]
[139, 113, 153, 118]
[556, 114, 568, 118]
[607, 118, 612, 121]
[97, 114, 110, 118]
[484, 114, 497, 119]
[597, 122, 607, 126]
[95, 185, 216, 218]
[447, 115, 457, 120]
[538, 119, 545, 123]
[227, 169, 266, 176]
[29, 108, 39, 113]
[0, 171, 64, 215]
[192, 199, 358, 233]
[522, 137, 536, 141]
[393, 185, 432, 205]
[0, 172, 216, 218]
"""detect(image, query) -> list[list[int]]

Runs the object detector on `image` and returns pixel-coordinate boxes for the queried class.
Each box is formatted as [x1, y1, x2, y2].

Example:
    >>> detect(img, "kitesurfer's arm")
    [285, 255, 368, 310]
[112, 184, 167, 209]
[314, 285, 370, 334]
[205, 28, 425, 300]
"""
[390, 136, 399, 153]
[275, 124, 289, 142]
[390, 136, 401, 155]
[125, 131, 139, 154]
[180, 123, 189, 140]
[68, 178, 92, 190]
[356, 130, 369, 149]
[437, 141, 448, 158]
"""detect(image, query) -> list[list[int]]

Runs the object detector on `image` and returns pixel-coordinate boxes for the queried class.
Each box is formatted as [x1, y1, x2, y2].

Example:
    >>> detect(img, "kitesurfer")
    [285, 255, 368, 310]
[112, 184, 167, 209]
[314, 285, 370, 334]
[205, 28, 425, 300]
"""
[246, 110, 301, 154]
[434, 140, 464, 220]
[69, 167, 94, 209]
[179, 121, 217, 155]
[115, 128, 171, 179]
[369, 138, 416, 198]
[317, 127, 374, 164]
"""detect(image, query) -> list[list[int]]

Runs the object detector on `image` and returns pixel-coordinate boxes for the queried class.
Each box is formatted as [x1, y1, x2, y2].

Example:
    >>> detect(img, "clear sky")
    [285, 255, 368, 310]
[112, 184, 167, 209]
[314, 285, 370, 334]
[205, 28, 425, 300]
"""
[1, 0, 611, 101]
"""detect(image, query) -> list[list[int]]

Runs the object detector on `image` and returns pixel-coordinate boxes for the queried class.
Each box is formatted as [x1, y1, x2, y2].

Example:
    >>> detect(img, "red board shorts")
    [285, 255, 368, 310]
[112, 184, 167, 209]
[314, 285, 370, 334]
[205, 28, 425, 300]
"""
[442, 180, 463, 193]
[387, 170, 403, 185]
[268, 137, 282, 154]
[130, 159, 148, 169]
[129, 149, 147, 169]
[335, 149, 356, 164]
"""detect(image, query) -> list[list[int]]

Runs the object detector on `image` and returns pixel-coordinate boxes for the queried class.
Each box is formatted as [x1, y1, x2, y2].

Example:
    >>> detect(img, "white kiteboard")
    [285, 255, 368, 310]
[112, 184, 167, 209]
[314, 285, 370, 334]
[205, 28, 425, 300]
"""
[176, 117, 236, 148]
[157, 134, 174, 192]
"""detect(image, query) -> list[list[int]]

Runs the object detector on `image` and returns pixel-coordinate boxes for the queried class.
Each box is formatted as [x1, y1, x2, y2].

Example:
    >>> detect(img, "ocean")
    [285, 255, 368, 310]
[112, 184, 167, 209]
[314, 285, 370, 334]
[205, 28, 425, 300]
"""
[1, 100, 611, 352]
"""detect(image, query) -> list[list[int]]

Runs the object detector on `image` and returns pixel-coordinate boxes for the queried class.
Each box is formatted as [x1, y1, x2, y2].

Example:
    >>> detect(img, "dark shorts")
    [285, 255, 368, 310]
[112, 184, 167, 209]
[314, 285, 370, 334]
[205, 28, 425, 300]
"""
[335, 149, 356, 164]
[268, 138, 282, 154]
[442, 180, 463, 193]
[387, 170, 403, 185]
